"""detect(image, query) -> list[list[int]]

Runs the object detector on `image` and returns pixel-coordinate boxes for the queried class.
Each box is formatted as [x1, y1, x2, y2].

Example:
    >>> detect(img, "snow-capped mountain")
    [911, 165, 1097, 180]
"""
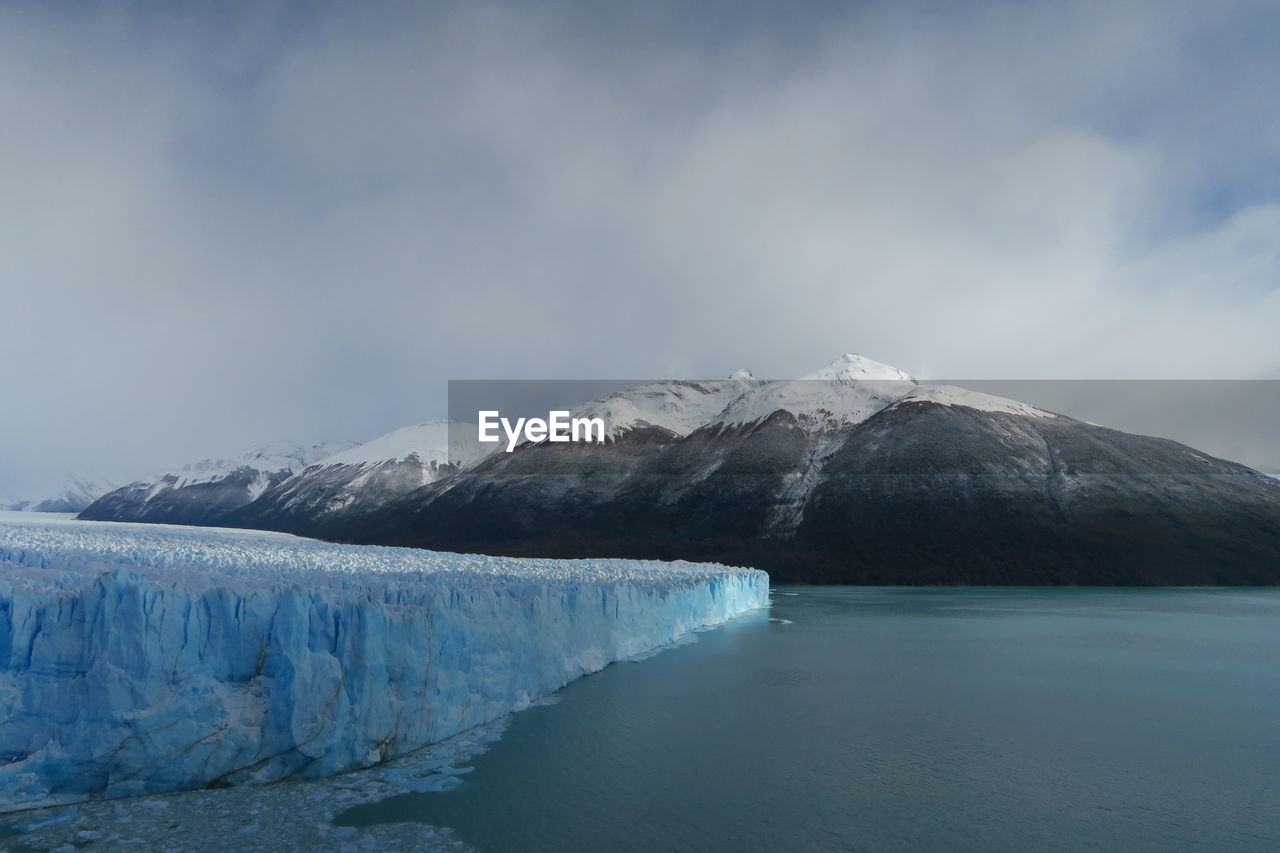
[567, 354, 917, 437]
[2, 473, 114, 513]
[79, 439, 356, 526]
[798, 352, 916, 382]
[225, 421, 484, 534]
[331, 354, 1280, 586]
[559, 353, 1035, 436]
[71, 353, 1280, 584]
[571, 377, 761, 438]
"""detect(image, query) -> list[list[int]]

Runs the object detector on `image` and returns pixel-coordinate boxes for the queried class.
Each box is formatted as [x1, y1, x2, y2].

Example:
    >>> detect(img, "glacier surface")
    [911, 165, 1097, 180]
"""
[0, 512, 767, 812]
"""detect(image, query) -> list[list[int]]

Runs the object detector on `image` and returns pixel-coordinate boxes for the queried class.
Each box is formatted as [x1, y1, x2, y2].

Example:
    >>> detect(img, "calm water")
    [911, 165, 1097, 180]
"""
[339, 587, 1280, 851]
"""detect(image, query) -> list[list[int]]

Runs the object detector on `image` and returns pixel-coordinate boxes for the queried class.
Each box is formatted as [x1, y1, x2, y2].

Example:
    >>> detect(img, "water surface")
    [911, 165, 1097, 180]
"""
[341, 587, 1280, 851]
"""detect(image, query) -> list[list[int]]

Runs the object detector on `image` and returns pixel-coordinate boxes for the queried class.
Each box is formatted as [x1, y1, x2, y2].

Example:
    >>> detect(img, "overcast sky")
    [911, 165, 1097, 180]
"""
[3, 0, 1279, 494]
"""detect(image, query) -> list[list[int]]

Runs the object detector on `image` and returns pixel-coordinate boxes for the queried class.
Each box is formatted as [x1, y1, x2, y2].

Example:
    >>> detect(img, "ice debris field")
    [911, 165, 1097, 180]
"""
[0, 512, 767, 813]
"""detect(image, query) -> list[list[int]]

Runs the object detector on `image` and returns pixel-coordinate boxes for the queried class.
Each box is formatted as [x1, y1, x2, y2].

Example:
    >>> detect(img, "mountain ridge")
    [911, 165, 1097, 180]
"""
[78, 439, 356, 526]
[76, 354, 1280, 585]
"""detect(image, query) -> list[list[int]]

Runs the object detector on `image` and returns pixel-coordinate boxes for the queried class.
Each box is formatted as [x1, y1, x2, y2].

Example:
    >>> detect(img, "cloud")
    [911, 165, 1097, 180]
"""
[2, 0, 1278, 494]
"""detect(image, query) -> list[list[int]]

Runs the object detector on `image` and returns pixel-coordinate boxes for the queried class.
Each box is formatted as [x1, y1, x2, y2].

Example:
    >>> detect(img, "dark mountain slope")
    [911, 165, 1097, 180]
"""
[79, 441, 354, 527]
[327, 401, 1280, 585]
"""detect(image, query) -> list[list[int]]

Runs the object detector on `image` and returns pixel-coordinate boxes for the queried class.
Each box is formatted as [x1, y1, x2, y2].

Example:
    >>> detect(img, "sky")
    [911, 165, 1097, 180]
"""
[2, 0, 1279, 495]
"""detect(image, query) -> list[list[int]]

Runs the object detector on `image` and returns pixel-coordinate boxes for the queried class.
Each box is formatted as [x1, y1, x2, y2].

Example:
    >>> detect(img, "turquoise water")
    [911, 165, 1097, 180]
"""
[339, 587, 1280, 851]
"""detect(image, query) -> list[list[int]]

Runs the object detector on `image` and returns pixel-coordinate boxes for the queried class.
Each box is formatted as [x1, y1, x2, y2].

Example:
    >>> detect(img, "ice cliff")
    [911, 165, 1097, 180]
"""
[0, 512, 768, 812]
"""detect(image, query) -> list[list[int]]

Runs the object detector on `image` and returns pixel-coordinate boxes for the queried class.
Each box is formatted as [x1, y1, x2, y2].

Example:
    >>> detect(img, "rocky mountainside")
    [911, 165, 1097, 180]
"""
[78, 440, 355, 527]
[2, 474, 114, 513]
[315, 356, 1280, 585]
[74, 354, 1280, 584]
[223, 421, 482, 534]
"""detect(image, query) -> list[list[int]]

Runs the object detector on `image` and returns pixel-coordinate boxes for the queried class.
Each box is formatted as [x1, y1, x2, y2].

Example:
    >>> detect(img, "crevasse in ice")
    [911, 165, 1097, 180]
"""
[0, 513, 767, 812]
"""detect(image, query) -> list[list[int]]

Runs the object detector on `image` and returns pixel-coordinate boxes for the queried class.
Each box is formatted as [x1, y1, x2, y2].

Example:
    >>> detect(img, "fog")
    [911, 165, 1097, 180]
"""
[3, 0, 1278, 497]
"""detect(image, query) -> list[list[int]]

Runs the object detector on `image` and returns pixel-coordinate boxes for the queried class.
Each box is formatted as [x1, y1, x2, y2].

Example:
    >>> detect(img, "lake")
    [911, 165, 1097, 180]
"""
[339, 586, 1280, 851]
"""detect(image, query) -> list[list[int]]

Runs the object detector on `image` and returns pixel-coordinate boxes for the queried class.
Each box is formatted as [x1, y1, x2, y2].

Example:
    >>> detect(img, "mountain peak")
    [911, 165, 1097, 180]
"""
[800, 353, 916, 383]
[728, 369, 755, 380]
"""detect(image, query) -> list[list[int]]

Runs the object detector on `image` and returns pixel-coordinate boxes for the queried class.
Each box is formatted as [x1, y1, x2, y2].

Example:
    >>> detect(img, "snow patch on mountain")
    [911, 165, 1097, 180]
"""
[574, 379, 760, 438]
[713, 378, 917, 430]
[317, 420, 490, 470]
[896, 386, 1056, 418]
[79, 440, 363, 526]
[0, 512, 767, 812]
[569, 355, 921, 439]
[799, 353, 917, 383]
[221, 422, 494, 525]
[155, 440, 357, 493]
[562, 354, 949, 437]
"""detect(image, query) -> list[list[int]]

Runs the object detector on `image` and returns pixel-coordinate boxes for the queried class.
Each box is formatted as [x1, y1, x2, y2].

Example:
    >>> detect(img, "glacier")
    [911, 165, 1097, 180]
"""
[0, 512, 767, 813]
